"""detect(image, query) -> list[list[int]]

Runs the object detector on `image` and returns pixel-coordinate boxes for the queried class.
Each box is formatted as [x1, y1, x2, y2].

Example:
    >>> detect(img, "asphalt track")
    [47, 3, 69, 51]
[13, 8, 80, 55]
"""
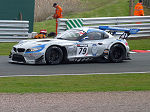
[0, 53, 150, 77]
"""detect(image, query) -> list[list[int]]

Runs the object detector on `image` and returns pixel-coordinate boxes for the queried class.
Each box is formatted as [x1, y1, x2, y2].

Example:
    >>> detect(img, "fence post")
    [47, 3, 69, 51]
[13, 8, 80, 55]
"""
[143, 0, 150, 8]
[129, 0, 134, 16]
[148, 0, 150, 8]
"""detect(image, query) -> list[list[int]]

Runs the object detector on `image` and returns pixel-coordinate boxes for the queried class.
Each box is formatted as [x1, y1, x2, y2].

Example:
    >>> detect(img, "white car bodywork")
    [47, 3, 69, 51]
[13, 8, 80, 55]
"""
[9, 27, 132, 64]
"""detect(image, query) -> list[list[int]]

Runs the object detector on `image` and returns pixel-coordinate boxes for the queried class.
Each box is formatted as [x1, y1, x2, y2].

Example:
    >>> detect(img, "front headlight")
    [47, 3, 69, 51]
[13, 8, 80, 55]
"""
[26, 44, 46, 53]
[26, 47, 42, 52]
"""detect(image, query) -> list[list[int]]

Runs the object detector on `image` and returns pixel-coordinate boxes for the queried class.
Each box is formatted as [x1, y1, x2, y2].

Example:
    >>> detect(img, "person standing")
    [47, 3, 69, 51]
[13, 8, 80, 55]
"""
[134, 0, 144, 16]
[53, 3, 63, 35]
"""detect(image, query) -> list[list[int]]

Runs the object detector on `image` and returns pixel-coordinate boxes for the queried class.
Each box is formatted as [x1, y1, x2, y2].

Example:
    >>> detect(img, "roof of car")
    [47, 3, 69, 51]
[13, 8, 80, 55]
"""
[71, 27, 105, 33]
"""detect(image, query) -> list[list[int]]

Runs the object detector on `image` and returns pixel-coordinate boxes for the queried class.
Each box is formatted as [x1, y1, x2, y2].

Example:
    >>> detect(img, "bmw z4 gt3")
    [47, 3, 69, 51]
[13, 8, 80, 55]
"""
[9, 26, 139, 64]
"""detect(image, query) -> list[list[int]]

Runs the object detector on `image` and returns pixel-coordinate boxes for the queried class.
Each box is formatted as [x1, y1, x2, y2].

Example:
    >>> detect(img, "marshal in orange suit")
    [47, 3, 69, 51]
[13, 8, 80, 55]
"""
[134, 0, 144, 16]
[53, 3, 63, 35]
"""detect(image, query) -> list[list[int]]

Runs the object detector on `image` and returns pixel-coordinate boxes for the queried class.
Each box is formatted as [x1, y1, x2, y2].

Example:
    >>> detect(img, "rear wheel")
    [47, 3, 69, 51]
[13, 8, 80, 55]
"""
[109, 44, 126, 63]
[45, 46, 63, 65]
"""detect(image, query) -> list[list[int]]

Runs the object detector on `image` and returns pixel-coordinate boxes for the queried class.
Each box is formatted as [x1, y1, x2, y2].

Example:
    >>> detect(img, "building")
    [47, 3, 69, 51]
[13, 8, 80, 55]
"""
[0, 0, 35, 32]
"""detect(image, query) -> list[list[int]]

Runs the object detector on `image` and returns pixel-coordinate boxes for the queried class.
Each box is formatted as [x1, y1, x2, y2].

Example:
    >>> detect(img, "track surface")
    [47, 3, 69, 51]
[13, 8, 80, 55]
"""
[0, 53, 150, 76]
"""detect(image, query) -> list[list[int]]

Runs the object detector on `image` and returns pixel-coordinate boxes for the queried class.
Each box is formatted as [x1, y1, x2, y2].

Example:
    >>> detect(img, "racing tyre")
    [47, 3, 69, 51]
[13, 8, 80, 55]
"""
[45, 46, 63, 65]
[109, 44, 126, 63]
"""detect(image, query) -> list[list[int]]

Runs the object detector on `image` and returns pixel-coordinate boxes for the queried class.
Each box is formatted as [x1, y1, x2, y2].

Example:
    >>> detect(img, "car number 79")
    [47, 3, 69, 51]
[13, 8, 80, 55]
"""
[77, 45, 88, 56]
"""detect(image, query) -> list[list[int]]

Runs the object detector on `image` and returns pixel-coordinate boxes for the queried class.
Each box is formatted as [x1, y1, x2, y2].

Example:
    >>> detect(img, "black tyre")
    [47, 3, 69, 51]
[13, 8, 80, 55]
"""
[45, 46, 63, 65]
[109, 44, 126, 63]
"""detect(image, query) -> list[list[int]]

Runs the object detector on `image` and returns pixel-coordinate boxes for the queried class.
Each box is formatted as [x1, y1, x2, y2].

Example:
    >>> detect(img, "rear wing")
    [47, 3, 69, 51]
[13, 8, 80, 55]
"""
[99, 26, 140, 39]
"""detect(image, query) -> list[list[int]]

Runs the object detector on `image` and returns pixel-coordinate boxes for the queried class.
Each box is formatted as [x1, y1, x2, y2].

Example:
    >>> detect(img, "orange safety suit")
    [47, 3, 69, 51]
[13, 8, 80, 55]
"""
[134, 3, 144, 16]
[53, 5, 63, 35]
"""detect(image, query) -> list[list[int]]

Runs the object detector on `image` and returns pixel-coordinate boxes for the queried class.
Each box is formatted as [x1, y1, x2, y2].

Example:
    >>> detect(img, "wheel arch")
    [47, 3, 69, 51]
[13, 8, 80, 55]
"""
[45, 45, 68, 62]
[108, 42, 127, 61]
[108, 42, 127, 53]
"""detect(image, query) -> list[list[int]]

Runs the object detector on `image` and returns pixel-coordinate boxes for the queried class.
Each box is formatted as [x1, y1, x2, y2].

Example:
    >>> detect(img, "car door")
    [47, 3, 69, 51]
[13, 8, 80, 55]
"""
[75, 31, 108, 58]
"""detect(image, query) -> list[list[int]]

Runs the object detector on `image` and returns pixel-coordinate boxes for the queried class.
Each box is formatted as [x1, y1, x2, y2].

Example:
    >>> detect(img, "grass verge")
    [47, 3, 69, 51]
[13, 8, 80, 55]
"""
[0, 42, 17, 55]
[0, 73, 150, 93]
[127, 38, 150, 50]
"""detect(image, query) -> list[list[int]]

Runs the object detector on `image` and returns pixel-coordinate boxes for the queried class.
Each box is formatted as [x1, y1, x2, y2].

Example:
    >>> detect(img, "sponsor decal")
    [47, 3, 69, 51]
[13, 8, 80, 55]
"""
[79, 31, 85, 36]
[24, 53, 44, 57]
[77, 44, 88, 47]
[125, 42, 128, 46]
[91, 44, 98, 56]
[68, 46, 76, 55]
[74, 58, 93, 62]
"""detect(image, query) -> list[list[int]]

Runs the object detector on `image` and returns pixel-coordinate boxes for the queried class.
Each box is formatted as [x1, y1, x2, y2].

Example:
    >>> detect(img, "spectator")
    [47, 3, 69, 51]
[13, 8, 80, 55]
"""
[53, 3, 63, 35]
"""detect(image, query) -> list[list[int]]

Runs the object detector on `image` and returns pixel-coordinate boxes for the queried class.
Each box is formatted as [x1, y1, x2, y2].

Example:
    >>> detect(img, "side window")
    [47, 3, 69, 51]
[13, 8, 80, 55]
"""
[61, 31, 80, 40]
[87, 32, 103, 40]
[103, 33, 109, 39]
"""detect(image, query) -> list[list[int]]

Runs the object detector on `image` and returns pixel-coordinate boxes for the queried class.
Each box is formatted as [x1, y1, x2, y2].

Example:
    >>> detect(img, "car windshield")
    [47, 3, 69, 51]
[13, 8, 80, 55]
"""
[56, 29, 109, 41]
[56, 29, 84, 41]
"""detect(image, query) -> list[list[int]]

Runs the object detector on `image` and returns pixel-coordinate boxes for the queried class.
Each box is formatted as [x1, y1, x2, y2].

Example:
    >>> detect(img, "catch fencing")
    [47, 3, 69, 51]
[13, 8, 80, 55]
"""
[0, 20, 29, 42]
[58, 16, 150, 38]
[143, 0, 150, 8]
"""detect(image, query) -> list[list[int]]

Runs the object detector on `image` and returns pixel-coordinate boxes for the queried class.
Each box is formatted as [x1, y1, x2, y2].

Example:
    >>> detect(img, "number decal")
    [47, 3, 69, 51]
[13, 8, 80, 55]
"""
[79, 47, 87, 55]
[79, 48, 83, 54]
[77, 44, 88, 56]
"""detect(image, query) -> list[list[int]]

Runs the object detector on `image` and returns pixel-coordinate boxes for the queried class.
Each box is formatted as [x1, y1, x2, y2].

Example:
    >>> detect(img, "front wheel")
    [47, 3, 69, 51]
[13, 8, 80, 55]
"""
[109, 44, 126, 63]
[45, 46, 63, 65]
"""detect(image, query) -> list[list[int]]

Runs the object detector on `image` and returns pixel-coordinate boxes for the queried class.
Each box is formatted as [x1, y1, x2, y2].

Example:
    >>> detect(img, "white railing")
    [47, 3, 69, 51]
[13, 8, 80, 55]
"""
[0, 20, 29, 42]
[58, 16, 150, 37]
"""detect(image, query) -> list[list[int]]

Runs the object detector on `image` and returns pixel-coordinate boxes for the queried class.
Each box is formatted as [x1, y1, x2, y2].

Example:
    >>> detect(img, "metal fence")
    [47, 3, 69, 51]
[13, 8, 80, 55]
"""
[58, 16, 150, 37]
[143, 0, 150, 8]
[0, 20, 29, 42]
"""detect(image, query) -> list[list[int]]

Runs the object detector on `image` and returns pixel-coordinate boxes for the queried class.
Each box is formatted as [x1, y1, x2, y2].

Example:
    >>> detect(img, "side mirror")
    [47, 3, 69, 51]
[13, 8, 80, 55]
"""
[79, 37, 88, 42]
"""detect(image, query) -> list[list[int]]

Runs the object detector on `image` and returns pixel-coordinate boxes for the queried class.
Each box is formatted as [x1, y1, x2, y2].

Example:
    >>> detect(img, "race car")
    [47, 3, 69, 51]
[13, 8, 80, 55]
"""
[9, 26, 139, 65]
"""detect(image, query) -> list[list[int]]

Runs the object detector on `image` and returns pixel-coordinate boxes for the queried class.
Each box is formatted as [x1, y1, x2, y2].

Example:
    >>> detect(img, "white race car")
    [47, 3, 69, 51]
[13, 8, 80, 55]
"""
[9, 26, 139, 64]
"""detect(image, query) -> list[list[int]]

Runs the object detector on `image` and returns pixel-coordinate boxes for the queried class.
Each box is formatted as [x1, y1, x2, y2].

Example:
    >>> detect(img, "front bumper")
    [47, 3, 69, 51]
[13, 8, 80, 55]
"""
[9, 52, 46, 64]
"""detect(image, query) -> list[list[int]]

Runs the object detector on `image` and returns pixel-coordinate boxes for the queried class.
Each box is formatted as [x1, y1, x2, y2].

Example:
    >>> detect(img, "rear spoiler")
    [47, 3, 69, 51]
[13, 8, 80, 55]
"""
[99, 26, 140, 34]
[99, 26, 140, 39]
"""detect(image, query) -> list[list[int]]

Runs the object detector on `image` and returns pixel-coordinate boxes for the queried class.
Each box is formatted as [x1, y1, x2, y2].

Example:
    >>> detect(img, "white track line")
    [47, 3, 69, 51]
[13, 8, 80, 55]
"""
[0, 71, 150, 77]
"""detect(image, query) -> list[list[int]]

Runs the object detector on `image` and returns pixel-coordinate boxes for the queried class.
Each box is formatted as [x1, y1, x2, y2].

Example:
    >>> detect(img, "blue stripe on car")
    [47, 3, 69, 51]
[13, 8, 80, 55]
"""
[25, 44, 46, 53]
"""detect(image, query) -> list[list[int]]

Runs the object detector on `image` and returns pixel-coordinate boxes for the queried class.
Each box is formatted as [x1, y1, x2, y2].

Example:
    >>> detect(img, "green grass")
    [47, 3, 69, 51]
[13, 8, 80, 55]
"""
[34, 19, 56, 34]
[127, 38, 150, 50]
[0, 42, 17, 55]
[0, 73, 150, 93]
[67, 0, 129, 18]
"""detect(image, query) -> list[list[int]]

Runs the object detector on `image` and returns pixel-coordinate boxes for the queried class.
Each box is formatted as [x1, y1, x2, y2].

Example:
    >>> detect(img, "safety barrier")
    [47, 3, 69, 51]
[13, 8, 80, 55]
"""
[0, 20, 29, 42]
[58, 16, 150, 37]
